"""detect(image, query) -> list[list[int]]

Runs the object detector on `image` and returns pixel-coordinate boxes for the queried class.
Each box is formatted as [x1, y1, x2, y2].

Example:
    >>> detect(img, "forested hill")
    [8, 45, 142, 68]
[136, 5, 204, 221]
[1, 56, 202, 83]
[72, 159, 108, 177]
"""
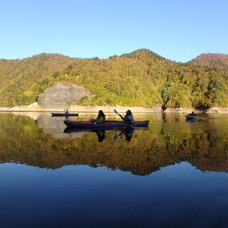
[190, 53, 228, 69]
[0, 49, 228, 108]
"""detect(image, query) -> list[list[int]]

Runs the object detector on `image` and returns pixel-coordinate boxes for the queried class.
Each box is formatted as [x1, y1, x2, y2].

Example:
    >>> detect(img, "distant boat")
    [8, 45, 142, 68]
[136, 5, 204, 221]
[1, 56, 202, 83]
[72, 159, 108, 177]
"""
[185, 115, 205, 121]
[51, 112, 78, 117]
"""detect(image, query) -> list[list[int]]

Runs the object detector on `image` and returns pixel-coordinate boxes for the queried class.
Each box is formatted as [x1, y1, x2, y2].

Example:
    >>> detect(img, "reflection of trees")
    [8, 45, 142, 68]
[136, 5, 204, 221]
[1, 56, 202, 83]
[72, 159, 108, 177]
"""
[0, 114, 228, 175]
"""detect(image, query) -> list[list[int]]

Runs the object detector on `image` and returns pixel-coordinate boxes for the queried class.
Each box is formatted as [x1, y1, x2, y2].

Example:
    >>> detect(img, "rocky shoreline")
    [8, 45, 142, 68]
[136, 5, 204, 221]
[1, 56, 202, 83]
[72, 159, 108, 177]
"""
[0, 102, 228, 114]
[0, 102, 161, 113]
[163, 107, 228, 114]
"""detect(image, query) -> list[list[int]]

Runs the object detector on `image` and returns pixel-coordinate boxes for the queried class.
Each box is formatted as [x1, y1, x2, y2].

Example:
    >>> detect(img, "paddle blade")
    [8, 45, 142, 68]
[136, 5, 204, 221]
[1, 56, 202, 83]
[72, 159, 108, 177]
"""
[113, 135, 118, 140]
[114, 109, 118, 114]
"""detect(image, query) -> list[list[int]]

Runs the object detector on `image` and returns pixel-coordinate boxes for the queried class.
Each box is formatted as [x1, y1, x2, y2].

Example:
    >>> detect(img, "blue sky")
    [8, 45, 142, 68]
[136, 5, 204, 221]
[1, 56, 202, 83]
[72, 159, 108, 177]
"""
[0, 0, 227, 62]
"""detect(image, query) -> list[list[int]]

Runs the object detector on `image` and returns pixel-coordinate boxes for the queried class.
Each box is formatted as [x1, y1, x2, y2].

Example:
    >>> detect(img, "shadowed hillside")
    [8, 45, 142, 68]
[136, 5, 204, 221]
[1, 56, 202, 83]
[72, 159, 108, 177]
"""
[0, 49, 228, 108]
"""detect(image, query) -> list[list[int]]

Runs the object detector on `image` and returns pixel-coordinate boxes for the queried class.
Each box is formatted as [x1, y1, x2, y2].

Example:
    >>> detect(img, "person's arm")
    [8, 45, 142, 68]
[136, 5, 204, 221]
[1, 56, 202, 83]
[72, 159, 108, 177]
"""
[118, 114, 124, 120]
[94, 116, 105, 124]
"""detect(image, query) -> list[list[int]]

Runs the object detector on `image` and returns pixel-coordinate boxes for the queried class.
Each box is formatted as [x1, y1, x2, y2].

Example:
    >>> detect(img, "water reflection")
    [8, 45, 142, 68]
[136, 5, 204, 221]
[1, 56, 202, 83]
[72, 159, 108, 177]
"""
[96, 129, 106, 142]
[64, 127, 136, 142]
[1, 112, 228, 228]
[113, 128, 134, 141]
[0, 113, 228, 175]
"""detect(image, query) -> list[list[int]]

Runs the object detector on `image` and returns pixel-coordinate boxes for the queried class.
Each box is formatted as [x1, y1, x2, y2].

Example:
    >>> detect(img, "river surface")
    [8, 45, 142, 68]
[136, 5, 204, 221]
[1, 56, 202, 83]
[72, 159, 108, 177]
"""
[0, 112, 228, 228]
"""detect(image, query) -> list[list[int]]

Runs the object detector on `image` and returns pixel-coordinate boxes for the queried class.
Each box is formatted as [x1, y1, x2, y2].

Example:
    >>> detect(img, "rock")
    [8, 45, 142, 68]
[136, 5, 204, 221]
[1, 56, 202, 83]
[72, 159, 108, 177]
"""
[37, 82, 92, 108]
[11, 102, 41, 111]
[163, 108, 200, 114]
[206, 107, 228, 113]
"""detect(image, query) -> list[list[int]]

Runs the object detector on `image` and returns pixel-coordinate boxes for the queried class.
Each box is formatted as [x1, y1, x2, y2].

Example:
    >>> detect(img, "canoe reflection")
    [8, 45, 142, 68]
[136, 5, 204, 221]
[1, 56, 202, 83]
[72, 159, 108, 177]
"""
[64, 127, 148, 142]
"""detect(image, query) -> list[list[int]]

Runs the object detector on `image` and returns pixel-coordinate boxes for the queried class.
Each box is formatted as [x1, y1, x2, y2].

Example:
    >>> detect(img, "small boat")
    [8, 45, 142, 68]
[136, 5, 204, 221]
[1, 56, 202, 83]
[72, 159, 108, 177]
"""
[185, 115, 205, 121]
[64, 120, 149, 129]
[51, 112, 78, 117]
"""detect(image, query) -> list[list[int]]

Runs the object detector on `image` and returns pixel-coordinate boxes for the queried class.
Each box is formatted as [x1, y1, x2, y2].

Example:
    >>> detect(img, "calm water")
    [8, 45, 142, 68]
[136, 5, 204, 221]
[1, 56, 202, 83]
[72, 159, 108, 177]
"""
[0, 112, 228, 228]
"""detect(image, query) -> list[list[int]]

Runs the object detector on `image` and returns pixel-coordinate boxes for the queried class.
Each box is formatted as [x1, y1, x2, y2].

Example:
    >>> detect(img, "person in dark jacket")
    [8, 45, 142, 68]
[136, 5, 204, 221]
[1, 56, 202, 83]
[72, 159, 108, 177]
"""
[92, 110, 106, 124]
[124, 110, 134, 122]
[189, 111, 197, 116]
[119, 110, 134, 122]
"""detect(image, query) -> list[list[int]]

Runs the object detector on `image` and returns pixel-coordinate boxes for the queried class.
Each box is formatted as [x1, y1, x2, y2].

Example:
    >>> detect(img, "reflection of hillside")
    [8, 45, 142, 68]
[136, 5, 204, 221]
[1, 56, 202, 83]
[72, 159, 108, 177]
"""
[0, 114, 228, 175]
[0, 111, 42, 120]
[191, 158, 228, 172]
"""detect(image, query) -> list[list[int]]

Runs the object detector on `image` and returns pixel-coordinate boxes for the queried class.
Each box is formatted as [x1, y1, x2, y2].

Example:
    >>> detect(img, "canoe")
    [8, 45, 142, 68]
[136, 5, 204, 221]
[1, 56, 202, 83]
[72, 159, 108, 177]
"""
[51, 113, 78, 117]
[186, 115, 205, 121]
[64, 120, 149, 129]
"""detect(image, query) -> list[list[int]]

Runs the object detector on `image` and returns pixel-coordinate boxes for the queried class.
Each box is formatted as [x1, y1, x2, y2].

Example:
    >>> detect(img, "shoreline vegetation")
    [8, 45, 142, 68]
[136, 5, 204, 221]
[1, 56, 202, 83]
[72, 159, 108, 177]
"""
[0, 102, 228, 114]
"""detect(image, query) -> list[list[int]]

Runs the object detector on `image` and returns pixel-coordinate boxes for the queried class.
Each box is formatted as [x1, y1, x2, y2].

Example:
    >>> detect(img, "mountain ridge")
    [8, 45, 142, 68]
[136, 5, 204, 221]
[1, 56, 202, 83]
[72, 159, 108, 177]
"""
[189, 53, 228, 69]
[0, 49, 227, 108]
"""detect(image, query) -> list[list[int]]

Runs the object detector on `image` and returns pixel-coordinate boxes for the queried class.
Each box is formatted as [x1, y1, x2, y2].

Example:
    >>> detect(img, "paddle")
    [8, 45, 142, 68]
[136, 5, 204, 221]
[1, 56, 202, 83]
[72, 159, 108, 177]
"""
[113, 130, 124, 140]
[113, 109, 124, 120]
[113, 134, 119, 140]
